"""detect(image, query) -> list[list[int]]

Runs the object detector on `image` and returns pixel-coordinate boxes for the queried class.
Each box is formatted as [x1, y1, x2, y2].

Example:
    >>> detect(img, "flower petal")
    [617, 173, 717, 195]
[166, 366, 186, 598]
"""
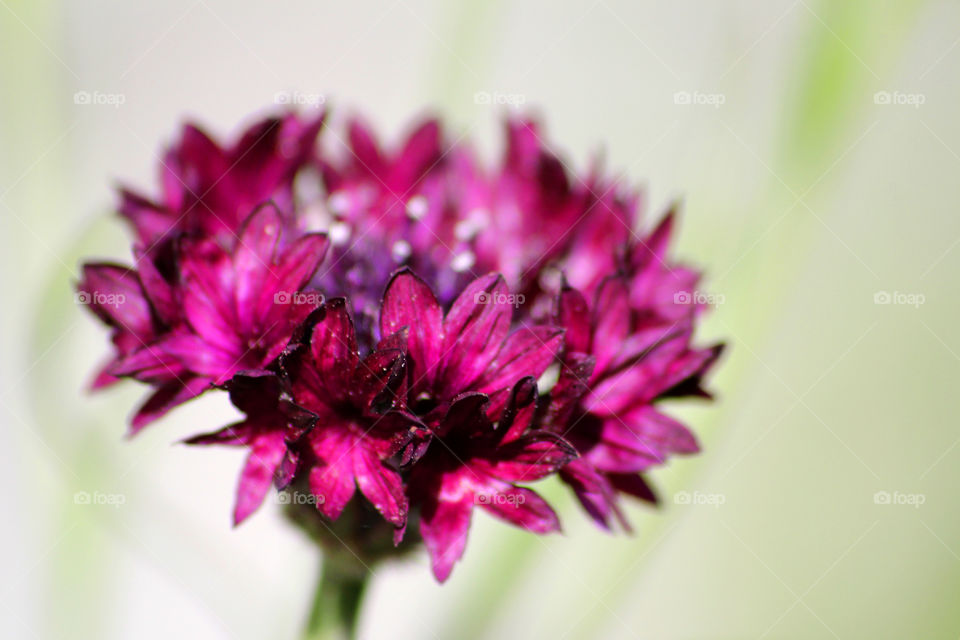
[299, 299, 359, 403]
[353, 448, 407, 527]
[555, 283, 591, 354]
[79, 263, 154, 337]
[129, 377, 209, 434]
[591, 276, 631, 375]
[380, 269, 443, 390]
[180, 239, 239, 354]
[440, 274, 511, 393]
[308, 429, 358, 521]
[419, 470, 474, 583]
[474, 326, 563, 395]
[477, 431, 577, 483]
[560, 459, 620, 531]
[233, 203, 283, 329]
[234, 430, 288, 525]
[476, 480, 561, 534]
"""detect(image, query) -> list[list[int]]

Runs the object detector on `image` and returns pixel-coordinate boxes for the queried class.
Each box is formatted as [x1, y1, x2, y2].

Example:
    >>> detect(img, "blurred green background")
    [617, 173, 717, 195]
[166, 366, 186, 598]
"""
[2, 1, 959, 638]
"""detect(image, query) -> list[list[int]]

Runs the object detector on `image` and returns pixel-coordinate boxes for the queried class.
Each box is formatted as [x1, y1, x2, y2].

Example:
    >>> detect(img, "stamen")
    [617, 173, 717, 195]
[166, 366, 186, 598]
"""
[406, 195, 428, 220]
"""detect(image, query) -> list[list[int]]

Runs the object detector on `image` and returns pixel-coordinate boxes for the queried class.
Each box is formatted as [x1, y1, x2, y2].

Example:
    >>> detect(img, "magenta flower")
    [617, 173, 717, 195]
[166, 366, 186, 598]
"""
[380, 269, 564, 416]
[410, 385, 576, 581]
[283, 299, 419, 529]
[185, 370, 315, 525]
[78, 250, 208, 430]
[548, 217, 723, 529]
[140, 202, 328, 385]
[120, 112, 324, 247]
[78, 106, 723, 618]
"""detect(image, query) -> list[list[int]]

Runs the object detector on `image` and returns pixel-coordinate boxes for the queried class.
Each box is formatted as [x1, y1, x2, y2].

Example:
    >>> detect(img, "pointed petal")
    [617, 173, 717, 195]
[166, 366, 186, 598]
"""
[153, 333, 238, 381]
[354, 449, 407, 527]
[621, 406, 700, 455]
[436, 393, 491, 438]
[234, 430, 288, 525]
[380, 269, 443, 390]
[584, 416, 669, 473]
[544, 353, 595, 427]
[107, 335, 190, 379]
[299, 299, 359, 402]
[560, 460, 620, 531]
[129, 377, 210, 434]
[609, 472, 659, 505]
[393, 119, 441, 187]
[233, 204, 283, 329]
[132, 245, 178, 323]
[643, 208, 675, 264]
[476, 480, 561, 534]
[118, 188, 174, 244]
[474, 326, 563, 395]
[477, 431, 577, 483]
[591, 276, 631, 375]
[495, 376, 538, 443]
[78, 263, 153, 337]
[184, 420, 256, 446]
[308, 429, 357, 521]
[347, 117, 384, 176]
[224, 370, 284, 417]
[556, 283, 591, 354]
[259, 234, 328, 335]
[585, 331, 690, 415]
[440, 274, 511, 394]
[351, 348, 407, 415]
[419, 471, 473, 582]
[180, 239, 239, 353]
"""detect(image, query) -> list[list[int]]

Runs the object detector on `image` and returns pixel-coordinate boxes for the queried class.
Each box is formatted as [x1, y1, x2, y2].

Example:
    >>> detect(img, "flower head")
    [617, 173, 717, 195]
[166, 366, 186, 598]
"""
[78, 108, 723, 582]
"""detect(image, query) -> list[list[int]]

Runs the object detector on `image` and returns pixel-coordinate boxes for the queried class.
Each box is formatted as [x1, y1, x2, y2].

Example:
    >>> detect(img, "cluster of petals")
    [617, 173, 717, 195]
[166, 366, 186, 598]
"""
[78, 109, 721, 581]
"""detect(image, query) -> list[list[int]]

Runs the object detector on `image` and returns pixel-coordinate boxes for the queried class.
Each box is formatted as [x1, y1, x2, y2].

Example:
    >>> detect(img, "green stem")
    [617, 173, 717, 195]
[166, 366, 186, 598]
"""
[302, 559, 369, 640]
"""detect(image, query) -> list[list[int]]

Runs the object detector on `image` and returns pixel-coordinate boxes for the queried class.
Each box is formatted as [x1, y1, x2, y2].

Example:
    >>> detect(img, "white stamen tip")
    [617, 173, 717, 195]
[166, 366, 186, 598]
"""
[451, 251, 475, 273]
[538, 266, 563, 291]
[392, 240, 412, 262]
[454, 220, 477, 242]
[406, 195, 428, 220]
[327, 192, 350, 215]
[329, 221, 351, 246]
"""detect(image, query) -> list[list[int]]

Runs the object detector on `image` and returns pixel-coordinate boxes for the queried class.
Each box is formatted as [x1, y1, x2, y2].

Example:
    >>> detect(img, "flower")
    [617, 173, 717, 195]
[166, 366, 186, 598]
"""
[185, 371, 315, 524]
[379, 269, 564, 418]
[547, 217, 723, 530]
[283, 299, 419, 529]
[120, 112, 324, 247]
[78, 248, 209, 431]
[410, 384, 577, 581]
[78, 108, 723, 583]
[134, 202, 327, 386]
